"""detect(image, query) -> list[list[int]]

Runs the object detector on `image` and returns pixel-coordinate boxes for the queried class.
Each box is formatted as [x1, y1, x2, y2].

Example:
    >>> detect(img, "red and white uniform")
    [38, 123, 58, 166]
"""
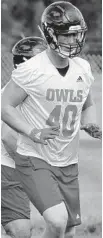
[12, 50, 94, 167]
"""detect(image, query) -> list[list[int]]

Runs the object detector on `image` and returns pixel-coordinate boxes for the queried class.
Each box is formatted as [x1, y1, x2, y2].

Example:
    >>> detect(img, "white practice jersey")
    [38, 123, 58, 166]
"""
[12, 50, 94, 167]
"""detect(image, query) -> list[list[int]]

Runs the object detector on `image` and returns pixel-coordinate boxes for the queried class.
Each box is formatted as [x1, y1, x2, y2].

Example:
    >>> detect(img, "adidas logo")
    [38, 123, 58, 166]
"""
[77, 76, 83, 82]
[76, 214, 80, 219]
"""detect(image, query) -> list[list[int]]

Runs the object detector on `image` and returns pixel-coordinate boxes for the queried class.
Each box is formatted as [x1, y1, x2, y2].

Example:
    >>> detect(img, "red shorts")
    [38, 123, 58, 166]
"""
[15, 155, 81, 227]
[1, 165, 30, 227]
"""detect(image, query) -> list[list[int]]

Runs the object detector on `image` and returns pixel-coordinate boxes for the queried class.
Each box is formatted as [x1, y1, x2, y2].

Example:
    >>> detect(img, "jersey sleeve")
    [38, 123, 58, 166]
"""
[11, 58, 37, 94]
[84, 60, 95, 87]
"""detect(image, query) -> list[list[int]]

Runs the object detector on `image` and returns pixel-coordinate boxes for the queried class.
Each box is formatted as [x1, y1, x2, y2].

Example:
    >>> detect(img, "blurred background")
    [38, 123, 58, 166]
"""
[1, 0, 102, 88]
[1, 0, 102, 54]
[1, 1, 102, 237]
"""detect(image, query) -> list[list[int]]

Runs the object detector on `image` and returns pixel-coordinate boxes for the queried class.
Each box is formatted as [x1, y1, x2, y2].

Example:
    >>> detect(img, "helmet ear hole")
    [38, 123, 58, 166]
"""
[47, 27, 58, 49]
[47, 28, 54, 38]
[50, 42, 56, 49]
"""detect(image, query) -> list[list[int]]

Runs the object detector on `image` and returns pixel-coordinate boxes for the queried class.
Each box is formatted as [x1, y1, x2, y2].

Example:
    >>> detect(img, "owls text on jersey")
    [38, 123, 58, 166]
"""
[12, 50, 94, 167]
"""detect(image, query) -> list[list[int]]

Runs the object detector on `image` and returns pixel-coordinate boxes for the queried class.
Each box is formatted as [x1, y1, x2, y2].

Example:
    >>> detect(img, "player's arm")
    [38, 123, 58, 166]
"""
[1, 121, 19, 161]
[1, 81, 60, 145]
[1, 80, 33, 136]
[80, 90, 102, 140]
[1, 121, 18, 154]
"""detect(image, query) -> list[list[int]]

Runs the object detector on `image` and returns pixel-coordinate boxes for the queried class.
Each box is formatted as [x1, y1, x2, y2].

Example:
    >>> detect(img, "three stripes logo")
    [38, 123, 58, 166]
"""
[76, 76, 83, 82]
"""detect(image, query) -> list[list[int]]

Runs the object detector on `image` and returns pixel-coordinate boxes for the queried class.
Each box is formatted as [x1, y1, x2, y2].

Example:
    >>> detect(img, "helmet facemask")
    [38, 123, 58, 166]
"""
[42, 24, 87, 58]
[57, 25, 87, 58]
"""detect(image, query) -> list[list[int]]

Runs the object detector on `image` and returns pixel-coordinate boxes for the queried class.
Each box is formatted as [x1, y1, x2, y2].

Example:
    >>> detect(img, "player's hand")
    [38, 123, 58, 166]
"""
[80, 123, 102, 140]
[29, 125, 60, 145]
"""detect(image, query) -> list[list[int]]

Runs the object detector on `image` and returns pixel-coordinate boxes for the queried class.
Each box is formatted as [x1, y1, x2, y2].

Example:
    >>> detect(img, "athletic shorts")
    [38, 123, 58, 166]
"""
[1, 165, 30, 227]
[15, 155, 81, 227]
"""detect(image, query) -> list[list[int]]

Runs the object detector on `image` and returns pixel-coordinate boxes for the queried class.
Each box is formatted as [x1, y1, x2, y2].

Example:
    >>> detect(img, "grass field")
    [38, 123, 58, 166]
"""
[29, 73, 102, 238]
[1, 73, 102, 238]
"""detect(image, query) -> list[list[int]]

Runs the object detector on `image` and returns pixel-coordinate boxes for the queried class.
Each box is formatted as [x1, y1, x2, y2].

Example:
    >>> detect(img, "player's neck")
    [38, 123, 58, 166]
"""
[46, 48, 69, 69]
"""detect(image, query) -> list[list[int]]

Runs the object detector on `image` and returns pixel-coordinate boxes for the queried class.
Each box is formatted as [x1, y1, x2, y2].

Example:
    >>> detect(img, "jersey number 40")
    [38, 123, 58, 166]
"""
[46, 104, 78, 137]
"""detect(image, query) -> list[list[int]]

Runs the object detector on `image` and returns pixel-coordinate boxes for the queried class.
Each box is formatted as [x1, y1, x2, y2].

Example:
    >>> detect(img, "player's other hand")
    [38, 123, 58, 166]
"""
[29, 125, 60, 145]
[80, 123, 102, 140]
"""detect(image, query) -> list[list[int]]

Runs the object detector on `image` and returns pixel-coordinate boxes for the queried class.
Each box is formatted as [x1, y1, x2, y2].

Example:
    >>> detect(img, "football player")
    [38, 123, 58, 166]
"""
[1, 36, 46, 238]
[1, 2, 102, 238]
[12, 35, 47, 67]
